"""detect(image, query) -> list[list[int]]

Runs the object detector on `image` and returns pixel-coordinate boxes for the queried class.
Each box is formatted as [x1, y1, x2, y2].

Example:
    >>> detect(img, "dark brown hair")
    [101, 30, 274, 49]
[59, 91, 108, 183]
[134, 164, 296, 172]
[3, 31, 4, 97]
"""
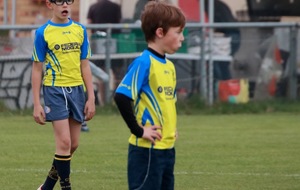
[141, 1, 186, 42]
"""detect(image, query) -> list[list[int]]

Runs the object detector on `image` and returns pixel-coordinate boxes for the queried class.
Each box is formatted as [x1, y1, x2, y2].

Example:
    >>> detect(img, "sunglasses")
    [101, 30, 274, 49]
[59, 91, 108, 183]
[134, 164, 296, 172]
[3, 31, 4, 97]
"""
[50, 0, 74, 6]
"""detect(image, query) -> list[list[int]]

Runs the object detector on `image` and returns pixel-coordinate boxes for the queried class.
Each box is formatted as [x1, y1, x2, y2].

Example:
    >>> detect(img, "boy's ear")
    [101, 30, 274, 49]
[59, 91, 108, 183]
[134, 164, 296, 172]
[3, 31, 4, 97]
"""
[156, 27, 164, 38]
[46, 0, 52, 9]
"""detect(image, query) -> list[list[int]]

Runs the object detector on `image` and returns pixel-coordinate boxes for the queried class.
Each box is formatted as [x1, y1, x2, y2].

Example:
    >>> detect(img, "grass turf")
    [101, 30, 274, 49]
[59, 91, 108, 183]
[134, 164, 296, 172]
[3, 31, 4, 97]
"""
[0, 113, 300, 189]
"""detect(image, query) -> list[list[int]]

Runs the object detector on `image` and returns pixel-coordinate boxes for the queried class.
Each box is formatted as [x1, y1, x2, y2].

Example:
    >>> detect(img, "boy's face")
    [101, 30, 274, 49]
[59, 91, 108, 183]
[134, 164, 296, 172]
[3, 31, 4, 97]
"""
[161, 26, 185, 54]
[46, 0, 73, 23]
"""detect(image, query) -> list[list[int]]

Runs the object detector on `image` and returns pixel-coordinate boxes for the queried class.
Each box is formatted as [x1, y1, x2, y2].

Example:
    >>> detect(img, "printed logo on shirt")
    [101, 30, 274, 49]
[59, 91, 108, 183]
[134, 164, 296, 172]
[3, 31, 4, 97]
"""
[164, 86, 173, 96]
[62, 31, 71, 35]
[45, 106, 51, 114]
[119, 83, 131, 90]
[61, 42, 80, 54]
[158, 86, 163, 93]
[54, 44, 60, 50]
[158, 86, 174, 99]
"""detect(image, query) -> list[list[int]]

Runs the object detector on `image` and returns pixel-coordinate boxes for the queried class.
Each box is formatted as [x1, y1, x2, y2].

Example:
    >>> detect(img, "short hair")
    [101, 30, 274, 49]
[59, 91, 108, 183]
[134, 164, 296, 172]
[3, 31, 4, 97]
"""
[141, 1, 186, 42]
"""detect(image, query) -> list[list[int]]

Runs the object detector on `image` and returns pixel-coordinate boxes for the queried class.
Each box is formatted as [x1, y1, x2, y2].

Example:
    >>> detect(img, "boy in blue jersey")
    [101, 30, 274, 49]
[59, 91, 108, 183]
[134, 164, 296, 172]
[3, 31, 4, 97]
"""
[114, 1, 186, 190]
[31, 0, 95, 189]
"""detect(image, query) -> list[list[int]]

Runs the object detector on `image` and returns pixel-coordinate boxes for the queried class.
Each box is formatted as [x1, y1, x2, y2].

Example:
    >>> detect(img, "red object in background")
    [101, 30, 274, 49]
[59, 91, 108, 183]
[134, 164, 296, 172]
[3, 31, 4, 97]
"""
[274, 45, 282, 64]
[178, 0, 208, 22]
[218, 79, 241, 102]
[268, 76, 277, 96]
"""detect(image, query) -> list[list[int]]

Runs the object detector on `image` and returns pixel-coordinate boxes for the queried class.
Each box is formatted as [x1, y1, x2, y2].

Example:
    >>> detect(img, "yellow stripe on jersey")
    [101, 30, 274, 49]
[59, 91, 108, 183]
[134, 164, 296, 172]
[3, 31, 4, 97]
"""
[32, 47, 39, 62]
[131, 64, 140, 99]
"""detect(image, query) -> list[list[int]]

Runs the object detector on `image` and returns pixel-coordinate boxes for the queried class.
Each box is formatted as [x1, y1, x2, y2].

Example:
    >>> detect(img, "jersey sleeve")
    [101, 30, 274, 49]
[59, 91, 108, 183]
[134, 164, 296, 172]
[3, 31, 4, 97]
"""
[31, 28, 47, 62]
[80, 25, 91, 60]
[115, 59, 150, 100]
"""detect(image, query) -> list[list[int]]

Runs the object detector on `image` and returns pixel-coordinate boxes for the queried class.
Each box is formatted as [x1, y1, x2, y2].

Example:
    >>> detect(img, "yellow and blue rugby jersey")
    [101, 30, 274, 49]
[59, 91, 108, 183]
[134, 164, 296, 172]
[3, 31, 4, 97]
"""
[115, 49, 177, 149]
[32, 19, 91, 87]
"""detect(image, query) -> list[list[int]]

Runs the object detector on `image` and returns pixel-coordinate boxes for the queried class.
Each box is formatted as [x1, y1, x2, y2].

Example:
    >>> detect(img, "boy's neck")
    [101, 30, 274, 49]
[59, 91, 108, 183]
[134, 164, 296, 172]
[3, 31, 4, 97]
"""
[51, 17, 70, 24]
[147, 47, 165, 59]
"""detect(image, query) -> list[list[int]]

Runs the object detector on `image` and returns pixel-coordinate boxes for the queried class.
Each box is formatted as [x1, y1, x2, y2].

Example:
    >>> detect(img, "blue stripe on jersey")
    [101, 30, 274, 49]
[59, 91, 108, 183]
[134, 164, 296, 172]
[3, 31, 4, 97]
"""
[45, 62, 56, 86]
[144, 90, 163, 126]
[48, 50, 61, 73]
[141, 108, 154, 126]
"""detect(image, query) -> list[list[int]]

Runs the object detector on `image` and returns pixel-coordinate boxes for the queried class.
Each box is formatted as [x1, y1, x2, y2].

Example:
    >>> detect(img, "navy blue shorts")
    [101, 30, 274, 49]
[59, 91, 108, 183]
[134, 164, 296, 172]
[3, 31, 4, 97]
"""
[43, 85, 85, 123]
[127, 144, 175, 190]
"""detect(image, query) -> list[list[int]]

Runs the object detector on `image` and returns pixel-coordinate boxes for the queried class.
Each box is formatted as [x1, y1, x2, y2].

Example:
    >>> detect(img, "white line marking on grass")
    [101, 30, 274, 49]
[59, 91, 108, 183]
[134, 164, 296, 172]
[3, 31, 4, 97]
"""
[5, 168, 91, 173]
[175, 171, 300, 177]
[3, 168, 300, 178]
[3, 168, 125, 174]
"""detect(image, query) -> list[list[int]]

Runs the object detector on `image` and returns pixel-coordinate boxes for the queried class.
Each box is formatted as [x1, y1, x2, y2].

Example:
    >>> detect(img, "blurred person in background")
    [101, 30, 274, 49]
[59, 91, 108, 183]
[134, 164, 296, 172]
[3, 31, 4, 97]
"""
[133, 0, 173, 22]
[87, 0, 122, 107]
[87, 0, 122, 34]
[205, 0, 241, 80]
[133, 0, 150, 21]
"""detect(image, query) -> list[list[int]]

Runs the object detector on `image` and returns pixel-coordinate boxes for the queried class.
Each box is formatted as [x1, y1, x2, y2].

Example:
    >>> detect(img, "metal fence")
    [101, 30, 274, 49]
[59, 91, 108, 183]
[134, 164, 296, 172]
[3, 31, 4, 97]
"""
[0, 22, 299, 110]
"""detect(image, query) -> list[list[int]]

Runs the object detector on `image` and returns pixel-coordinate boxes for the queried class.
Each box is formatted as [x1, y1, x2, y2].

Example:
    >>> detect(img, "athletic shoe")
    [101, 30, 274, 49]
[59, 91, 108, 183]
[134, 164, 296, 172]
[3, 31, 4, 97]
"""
[81, 122, 89, 132]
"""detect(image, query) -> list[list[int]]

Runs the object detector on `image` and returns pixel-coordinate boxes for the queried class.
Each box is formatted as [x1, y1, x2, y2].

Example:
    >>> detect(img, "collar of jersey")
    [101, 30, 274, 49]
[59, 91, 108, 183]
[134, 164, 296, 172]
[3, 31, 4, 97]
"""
[48, 18, 72, 27]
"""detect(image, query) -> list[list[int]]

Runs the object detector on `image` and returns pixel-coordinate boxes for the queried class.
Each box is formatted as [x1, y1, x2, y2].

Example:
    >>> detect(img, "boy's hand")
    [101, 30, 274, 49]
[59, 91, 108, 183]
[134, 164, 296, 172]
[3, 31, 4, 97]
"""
[142, 126, 162, 145]
[84, 99, 95, 121]
[33, 105, 45, 125]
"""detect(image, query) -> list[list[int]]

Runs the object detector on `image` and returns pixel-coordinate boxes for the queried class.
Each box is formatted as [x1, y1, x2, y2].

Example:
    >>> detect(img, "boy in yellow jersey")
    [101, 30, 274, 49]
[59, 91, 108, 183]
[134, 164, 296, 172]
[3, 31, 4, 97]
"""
[114, 1, 186, 189]
[31, 0, 95, 189]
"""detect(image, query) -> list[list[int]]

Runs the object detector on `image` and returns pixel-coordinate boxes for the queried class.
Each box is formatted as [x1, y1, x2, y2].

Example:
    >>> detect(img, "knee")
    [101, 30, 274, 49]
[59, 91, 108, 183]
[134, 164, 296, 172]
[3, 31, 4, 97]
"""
[58, 138, 72, 153]
[70, 143, 79, 154]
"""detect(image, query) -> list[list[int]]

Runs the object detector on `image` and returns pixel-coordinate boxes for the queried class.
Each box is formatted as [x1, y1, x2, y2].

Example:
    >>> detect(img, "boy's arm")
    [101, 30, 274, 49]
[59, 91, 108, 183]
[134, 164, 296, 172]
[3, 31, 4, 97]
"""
[114, 92, 144, 137]
[31, 61, 45, 125]
[114, 93, 162, 144]
[81, 59, 95, 121]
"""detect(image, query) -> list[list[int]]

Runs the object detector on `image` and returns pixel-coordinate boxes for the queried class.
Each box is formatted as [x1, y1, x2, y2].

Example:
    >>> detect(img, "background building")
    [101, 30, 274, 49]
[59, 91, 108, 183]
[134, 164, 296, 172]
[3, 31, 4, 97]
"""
[0, 0, 246, 25]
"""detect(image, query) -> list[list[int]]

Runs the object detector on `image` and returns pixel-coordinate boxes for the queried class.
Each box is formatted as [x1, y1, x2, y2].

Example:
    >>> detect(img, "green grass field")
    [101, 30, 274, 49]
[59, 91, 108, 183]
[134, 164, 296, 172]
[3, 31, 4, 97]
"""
[1, 113, 300, 190]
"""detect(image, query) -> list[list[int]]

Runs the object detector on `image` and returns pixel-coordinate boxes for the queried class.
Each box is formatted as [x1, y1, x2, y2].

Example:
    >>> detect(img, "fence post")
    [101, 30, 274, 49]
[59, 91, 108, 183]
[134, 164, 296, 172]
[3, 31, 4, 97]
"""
[208, 0, 215, 106]
[200, 0, 207, 101]
[288, 26, 298, 100]
[105, 28, 112, 104]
